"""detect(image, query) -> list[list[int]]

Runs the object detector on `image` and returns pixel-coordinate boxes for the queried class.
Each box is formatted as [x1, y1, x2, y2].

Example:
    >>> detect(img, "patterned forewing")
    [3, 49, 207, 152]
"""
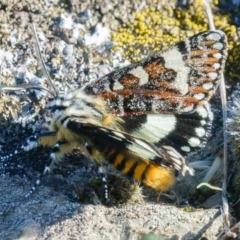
[85, 30, 227, 116]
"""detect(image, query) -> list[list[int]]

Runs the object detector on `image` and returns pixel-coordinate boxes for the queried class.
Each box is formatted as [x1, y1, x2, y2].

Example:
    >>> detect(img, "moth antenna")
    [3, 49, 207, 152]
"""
[0, 86, 26, 93]
[26, 84, 58, 97]
[30, 16, 58, 98]
[0, 84, 56, 97]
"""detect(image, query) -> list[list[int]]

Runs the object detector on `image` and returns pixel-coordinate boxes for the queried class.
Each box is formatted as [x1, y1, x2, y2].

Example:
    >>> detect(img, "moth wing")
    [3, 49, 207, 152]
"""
[66, 119, 186, 172]
[122, 103, 213, 156]
[84, 30, 227, 115]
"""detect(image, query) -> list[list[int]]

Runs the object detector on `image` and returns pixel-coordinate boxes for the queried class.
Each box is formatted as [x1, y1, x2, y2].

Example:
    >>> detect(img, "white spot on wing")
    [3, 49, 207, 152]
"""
[203, 82, 213, 90]
[113, 81, 124, 90]
[129, 66, 149, 85]
[213, 53, 222, 59]
[196, 106, 208, 118]
[206, 32, 221, 41]
[195, 127, 205, 137]
[208, 72, 218, 80]
[194, 93, 205, 100]
[213, 42, 224, 50]
[200, 120, 207, 125]
[181, 104, 194, 113]
[188, 137, 200, 147]
[213, 63, 221, 69]
[181, 146, 191, 152]
[196, 103, 213, 121]
[132, 114, 176, 143]
[161, 46, 190, 95]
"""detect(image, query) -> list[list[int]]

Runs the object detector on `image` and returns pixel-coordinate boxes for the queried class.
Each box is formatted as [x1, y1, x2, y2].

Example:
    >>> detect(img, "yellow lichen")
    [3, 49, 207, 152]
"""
[111, 0, 240, 83]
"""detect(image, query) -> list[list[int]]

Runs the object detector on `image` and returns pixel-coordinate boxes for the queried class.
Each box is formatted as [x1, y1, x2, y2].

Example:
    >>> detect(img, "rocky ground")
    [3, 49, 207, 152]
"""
[0, 176, 224, 240]
[0, 0, 239, 239]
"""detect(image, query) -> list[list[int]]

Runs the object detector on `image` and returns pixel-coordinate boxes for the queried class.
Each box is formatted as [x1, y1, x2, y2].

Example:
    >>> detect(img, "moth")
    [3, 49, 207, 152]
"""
[6, 30, 228, 197]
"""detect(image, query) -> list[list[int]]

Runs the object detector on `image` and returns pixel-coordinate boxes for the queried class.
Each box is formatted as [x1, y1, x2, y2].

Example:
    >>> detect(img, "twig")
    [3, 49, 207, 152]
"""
[29, 15, 57, 97]
[202, 0, 230, 228]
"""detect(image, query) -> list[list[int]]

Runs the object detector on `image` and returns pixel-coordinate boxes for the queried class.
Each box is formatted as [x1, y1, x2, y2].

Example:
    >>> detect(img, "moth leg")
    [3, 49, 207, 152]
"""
[25, 139, 77, 197]
[98, 166, 109, 201]
[21, 132, 58, 152]
[83, 144, 109, 202]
